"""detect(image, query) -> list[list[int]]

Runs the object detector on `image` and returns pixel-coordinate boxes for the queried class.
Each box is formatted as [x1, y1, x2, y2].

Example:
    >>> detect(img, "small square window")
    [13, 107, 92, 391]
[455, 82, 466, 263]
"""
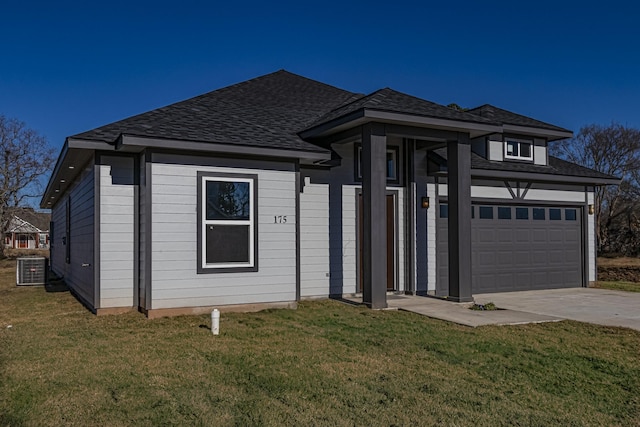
[533, 208, 545, 220]
[504, 139, 533, 161]
[356, 146, 399, 182]
[498, 207, 512, 219]
[439, 204, 448, 219]
[516, 207, 529, 220]
[479, 206, 493, 219]
[549, 208, 562, 220]
[565, 209, 577, 221]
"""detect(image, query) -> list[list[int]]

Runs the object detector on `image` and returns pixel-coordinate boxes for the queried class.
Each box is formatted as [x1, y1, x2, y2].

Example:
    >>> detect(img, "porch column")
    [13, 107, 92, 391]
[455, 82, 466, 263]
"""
[447, 133, 473, 302]
[361, 123, 388, 309]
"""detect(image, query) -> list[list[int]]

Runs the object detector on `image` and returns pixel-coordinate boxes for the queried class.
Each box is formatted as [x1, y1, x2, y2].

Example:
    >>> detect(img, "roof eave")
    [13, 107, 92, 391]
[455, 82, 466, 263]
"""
[120, 135, 331, 162]
[502, 124, 573, 141]
[300, 108, 503, 139]
[470, 168, 620, 185]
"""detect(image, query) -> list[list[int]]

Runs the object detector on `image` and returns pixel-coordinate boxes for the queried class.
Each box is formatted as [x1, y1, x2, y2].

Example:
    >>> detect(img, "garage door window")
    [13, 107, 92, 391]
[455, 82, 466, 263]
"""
[549, 208, 562, 220]
[533, 208, 545, 220]
[439, 204, 448, 218]
[479, 206, 493, 219]
[498, 207, 511, 219]
[565, 209, 577, 221]
[516, 207, 528, 220]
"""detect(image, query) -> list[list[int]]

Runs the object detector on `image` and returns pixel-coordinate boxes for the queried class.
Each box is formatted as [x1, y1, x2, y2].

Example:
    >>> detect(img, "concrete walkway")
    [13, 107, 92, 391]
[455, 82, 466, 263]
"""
[475, 288, 640, 331]
[342, 288, 640, 331]
[343, 295, 562, 327]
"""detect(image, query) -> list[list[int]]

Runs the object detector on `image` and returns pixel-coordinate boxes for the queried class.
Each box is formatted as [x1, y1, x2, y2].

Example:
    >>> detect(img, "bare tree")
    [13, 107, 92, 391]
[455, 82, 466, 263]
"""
[552, 123, 640, 254]
[0, 114, 56, 255]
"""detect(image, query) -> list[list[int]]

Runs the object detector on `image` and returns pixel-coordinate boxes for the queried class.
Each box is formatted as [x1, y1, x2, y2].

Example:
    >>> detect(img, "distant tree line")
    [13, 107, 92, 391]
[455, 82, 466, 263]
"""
[552, 123, 640, 256]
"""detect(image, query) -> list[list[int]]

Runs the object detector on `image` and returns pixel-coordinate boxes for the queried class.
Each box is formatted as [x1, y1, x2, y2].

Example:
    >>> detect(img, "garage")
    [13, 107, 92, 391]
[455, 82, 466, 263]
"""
[436, 204, 583, 295]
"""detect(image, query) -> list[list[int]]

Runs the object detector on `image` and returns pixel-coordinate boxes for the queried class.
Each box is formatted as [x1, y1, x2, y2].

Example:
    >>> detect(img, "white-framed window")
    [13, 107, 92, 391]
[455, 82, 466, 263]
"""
[197, 172, 258, 273]
[355, 145, 400, 182]
[504, 139, 533, 161]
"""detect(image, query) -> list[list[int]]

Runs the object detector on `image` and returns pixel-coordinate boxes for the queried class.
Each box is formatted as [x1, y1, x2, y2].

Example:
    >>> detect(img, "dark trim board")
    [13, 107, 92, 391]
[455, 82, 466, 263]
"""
[93, 154, 101, 309]
[295, 161, 301, 301]
[144, 150, 152, 311]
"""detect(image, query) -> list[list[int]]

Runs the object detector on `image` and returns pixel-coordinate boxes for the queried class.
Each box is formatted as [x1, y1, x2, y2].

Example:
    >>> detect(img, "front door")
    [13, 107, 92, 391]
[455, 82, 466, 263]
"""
[358, 194, 395, 292]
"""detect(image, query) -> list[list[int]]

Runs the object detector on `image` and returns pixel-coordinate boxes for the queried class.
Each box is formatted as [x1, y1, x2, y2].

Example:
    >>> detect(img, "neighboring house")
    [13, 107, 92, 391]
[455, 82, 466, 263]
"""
[4, 208, 51, 249]
[40, 70, 618, 316]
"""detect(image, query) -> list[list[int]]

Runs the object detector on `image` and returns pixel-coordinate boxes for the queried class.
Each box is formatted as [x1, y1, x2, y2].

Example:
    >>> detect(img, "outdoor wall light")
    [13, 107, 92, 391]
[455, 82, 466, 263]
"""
[588, 204, 595, 215]
[421, 197, 430, 209]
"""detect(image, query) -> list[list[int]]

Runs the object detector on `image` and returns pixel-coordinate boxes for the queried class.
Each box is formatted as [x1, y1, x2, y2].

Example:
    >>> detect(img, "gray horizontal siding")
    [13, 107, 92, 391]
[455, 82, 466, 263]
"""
[54, 165, 95, 307]
[99, 156, 135, 308]
[149, 162, 297, 309]
[299, 179, 330, 297]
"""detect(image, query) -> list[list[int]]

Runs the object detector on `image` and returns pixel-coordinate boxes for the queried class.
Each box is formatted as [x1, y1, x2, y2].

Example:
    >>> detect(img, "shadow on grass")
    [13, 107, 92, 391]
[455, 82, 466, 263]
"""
[45, 279, 68, 293]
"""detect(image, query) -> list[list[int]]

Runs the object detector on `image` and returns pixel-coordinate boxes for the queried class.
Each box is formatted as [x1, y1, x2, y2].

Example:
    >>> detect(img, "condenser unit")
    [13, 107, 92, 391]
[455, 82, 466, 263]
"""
[16, 257, 47, 286]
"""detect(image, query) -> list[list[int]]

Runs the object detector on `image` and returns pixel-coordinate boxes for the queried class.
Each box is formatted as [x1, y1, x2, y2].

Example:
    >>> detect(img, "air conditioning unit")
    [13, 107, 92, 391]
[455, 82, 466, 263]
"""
[16, 257, 48, 286]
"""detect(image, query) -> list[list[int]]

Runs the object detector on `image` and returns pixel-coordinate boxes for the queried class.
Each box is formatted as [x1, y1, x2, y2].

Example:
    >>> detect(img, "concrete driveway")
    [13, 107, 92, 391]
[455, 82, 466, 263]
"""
[474, 288, 640, 332]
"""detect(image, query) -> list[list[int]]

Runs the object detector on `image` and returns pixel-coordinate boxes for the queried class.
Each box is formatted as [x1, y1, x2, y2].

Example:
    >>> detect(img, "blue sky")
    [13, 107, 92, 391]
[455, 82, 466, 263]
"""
[2, 0, 639, 152]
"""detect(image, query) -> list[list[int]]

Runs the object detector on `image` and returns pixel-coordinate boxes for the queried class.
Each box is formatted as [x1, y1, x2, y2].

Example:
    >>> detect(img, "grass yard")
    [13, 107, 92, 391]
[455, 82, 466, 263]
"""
[1, 260, 639, 426]
[594, 281, 640, 293]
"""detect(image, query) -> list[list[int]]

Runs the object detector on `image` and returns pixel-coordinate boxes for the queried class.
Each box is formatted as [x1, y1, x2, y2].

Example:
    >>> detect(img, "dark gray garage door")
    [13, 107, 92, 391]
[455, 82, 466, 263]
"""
[437, 204, 583, 295]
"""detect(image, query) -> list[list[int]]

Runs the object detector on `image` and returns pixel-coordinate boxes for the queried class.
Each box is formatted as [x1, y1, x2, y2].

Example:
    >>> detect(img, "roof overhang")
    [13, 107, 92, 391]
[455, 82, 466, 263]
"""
[117, 135, 330, 163]
[464, 168, 620, 185]
[502, 124, 573, 141]
[300, 108, 503, 140]
[40, 139, 106, 209]
[41, 134, 331, 208]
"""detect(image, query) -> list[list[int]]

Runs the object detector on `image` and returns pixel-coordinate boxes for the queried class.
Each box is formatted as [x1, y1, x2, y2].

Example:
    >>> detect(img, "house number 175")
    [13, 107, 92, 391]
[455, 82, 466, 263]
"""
[274, 215, 287, 224]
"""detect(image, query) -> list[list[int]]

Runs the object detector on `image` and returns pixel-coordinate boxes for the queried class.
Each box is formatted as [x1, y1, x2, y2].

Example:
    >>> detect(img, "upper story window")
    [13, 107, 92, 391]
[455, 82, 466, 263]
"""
[197, 172, 258, 273]
[355, 145, 400, 183]
[504, 138, 533, 161]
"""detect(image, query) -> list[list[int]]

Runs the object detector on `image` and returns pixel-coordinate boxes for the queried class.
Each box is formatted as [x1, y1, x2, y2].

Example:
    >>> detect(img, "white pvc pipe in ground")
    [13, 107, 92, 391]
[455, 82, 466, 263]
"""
[211, 309, 220, 335]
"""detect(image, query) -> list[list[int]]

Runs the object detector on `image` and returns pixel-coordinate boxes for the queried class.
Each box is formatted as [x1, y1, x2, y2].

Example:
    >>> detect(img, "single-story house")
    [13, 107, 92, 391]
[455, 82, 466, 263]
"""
[40, 70, 618, 316]
[5, 208, 50, 249]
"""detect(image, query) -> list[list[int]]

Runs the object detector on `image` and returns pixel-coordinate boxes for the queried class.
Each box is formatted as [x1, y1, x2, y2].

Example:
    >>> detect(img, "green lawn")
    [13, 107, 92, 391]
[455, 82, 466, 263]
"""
[594, 281, 640, 293]
[1, 260, 639, 426]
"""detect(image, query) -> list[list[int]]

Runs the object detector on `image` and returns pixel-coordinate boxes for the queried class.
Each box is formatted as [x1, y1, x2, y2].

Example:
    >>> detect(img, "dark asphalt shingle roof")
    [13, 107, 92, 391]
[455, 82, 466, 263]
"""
[72, 70, 361, 154]
[431, 147, 617, 181]
[7, 208, 50, 232]
[305, 88, 499, 130]
[466, 104, 571, 133]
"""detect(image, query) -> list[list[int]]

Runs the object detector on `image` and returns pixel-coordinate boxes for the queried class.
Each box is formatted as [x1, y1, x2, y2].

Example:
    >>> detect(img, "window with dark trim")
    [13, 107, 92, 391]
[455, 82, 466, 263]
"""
[504, 138, 533, 161]
[565, 209, 577, 221]
[355, 145, 400, 183]
[197, 172, 258, 273]
[439, 204, 448, 219]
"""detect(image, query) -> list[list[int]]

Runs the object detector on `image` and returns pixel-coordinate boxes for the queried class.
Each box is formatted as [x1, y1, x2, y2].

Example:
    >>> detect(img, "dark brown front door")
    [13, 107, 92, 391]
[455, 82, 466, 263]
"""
[358, 194, 395, 292]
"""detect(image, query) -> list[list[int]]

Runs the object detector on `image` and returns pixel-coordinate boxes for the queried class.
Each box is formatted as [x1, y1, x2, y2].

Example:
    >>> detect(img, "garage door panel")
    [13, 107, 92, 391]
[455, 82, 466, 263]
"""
[514, 229, 530, 242]
[476, 228, 496, 244]
[513, 250, 530, 267]
[548, 250, 566, 264]
[497, 229, 513, 243]
[437, 203, 583, 295]
[532, 231, 547, 243]
[477, 252, 496, 265]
